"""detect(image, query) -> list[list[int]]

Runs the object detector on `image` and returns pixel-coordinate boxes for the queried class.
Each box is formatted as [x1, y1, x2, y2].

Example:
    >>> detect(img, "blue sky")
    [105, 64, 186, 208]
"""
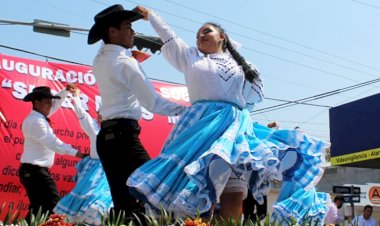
[2, 0, 380, 141]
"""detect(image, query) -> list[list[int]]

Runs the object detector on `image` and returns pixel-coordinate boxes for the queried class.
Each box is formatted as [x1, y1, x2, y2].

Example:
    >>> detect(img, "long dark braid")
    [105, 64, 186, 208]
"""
[206, 22, 259, 83]
[225, 38, 259, 83]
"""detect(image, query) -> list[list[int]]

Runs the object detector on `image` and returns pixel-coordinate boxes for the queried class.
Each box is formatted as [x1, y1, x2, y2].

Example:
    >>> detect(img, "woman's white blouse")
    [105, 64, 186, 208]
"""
[148, 11, 264, 112]
[72, 96, 100, 159]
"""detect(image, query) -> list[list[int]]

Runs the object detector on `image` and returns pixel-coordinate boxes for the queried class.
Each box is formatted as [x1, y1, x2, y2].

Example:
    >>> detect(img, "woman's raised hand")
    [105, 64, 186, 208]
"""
[133, 6, 149, 20]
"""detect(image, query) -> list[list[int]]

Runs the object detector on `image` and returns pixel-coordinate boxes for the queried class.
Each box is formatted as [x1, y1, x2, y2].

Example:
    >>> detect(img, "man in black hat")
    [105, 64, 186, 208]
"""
[19, 84, 86, 221]
[88, 4, 186, 221]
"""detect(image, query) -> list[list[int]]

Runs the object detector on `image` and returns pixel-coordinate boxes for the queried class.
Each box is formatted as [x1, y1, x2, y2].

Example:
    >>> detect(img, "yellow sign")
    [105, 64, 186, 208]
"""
[331, 148, 380, 166]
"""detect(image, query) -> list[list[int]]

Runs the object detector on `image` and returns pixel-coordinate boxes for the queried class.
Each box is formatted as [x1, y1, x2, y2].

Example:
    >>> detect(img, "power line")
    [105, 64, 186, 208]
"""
[264, 97, 332, 108]
[265, 74, 325, 92]
[1, 19, 376, 113]
[242, 46, 361, 82]
[297, 83, 380, 138]
[2, 2, 379, 117]
[0, 44, 343, 113]
[2, 0, 368, 139]
[296, 109, 329, 129]
[90, 0, 109, 7]
[0, 16, 346, 93]
[327, 80, 380, 114]
[0, 43, 182, 87]
[1, 17, 368, 92]
[255, 81, 379, 114]
[12, 0, 379, 85]
[14, 1, 379, 98]
[231, 32, 380, 79]
[0, 22, 375, 115]
[352, 0, 380, 10]
[160, 0, 380, 73]
[0, 44, 91, 66]
[253, 77, 380, 114]
[257, 80, 380, 131]
[0, 44, 329, 109]
[150, 21, 366, 83]
[35, 0, 89, 20]
[37, 0, 380, 80]
[117, 0, 379, 83]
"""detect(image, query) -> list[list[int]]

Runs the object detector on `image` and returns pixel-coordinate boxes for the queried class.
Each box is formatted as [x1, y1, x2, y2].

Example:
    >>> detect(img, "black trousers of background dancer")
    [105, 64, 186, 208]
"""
[19, 163, 61, 222]
[243, 194, 268, 223]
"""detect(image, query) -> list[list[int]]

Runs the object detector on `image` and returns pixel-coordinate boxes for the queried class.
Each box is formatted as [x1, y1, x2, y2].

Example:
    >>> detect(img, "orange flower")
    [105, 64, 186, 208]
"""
[183, 217, 210, 226]
[39, 214, 73, 226]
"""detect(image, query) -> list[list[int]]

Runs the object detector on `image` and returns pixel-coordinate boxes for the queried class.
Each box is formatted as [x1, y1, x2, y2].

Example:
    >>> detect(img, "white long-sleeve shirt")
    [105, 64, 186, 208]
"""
[21, 89, 78, 168]
[92, 44, 186, 121]
[148, 11, 264, 112]
[352, 215, 378, 226]
[72, 96, 99, 159]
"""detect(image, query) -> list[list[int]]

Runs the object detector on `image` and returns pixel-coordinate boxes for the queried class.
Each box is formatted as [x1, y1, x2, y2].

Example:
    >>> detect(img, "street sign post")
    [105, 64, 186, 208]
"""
[333, 185, 361, 218]
[333, 186, 361, 194]
[342, 194, 361, 203]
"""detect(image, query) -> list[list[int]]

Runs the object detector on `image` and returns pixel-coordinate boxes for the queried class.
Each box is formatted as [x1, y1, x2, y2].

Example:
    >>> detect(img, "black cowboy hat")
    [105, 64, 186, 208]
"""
[23, 86, 61, 102]
[87, 4, 143, 45]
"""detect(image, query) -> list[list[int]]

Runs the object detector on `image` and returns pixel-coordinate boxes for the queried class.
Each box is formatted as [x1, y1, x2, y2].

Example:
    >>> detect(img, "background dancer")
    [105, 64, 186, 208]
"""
[53, 88, 112, 225]
[19, 84, 85, 221]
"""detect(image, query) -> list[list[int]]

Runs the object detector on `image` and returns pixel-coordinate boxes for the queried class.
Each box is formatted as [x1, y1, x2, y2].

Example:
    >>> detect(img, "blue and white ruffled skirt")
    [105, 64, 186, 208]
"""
[127, 101, 329, 220]
[53, 156, 112, 225]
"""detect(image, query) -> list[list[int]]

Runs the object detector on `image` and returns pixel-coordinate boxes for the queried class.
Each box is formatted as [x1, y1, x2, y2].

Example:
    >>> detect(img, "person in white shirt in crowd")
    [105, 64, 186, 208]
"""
[53, 88, 112, 225]
[87, 4, 186, 223]
[19, 85, 85, 221]
[352, 205, 378, 226]
[324, 195, 349, 225]
[128, 6, 329, 225]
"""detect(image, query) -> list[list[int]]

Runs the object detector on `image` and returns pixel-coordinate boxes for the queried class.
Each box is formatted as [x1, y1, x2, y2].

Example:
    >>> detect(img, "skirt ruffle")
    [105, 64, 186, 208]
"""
[53, 156, 112, 225]
[267, 125, 330, 224]
[271, 187, 330, 226]
[127, 101, 329, 218]
[253, 123, 328, 191]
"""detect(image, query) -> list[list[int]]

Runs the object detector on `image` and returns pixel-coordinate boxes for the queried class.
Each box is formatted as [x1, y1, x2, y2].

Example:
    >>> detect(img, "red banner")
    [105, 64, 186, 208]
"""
[0, 53, 189, 219]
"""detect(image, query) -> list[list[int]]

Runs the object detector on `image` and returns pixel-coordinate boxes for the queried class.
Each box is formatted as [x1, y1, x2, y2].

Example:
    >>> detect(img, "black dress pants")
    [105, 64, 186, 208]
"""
[97, 118, 151, 221]
[19, 163, 60, 221]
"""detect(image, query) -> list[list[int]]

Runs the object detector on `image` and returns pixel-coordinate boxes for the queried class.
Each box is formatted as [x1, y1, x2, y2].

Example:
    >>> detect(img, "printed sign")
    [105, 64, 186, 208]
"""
[0, 53, 189, 219]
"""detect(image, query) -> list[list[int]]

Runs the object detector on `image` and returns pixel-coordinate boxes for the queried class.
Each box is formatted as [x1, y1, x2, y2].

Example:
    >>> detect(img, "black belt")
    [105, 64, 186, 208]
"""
[20, 163, 48, 170]
[101, 118, 137, 129]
